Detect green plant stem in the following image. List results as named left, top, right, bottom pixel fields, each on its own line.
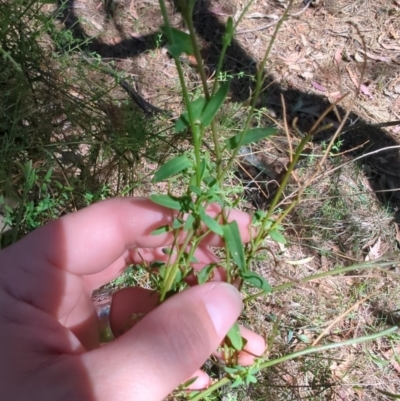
left=190, top=326, right=398, bottom=401
left=180, top=1, right=210, bottom=100
left=158, top=0, right=202, bottom=185
left=257, top=326, right=398, bottom=371
left=177, top=1, right=225, bottom=176
left=211, top=37, right=231, bottom=96
left=218, top=0, right=294, bottom=182
left=160, top=227, right=195, bottom=301
left=244, top=260, right=398, bottom=303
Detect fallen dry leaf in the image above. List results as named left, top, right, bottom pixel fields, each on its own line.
left=378, top=34, right=400, bottom=51
left=311, top=80, right=326, bottom=92
left=334, top=47, right=343, bottom=66
left=345, top=66, right=373, bottom=99
left=382, top=345, right=400, bottom=375
left=285, top=256, right=315, bottom=265
left=359, top=49, right=391, bottom=63
left=365, top=237, right=382, bottom=261
left=359, top=84, right=374, bottom=100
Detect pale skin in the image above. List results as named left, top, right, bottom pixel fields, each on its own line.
left=0, top=197, right=265, bottom=401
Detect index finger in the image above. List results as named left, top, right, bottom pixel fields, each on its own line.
left=1, top=197, right=252, bottom=276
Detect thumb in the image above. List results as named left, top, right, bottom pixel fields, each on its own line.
left=81, top=283, right=242, bottom=401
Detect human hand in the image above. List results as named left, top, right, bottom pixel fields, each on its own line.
left=0, top=197, right=265, bottom=401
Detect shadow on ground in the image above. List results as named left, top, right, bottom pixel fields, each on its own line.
left=56, top=0, right=400, bottom=220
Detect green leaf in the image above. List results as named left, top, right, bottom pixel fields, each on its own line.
left=198, top=157, right=207, bottom=182
left=38, top=0, right=56, bottom=3
left=152, top=155, right=192, bottom=183
left=44, top=169, right=53, bottom=182
left=200, top=80, right=230, bottom=127
left=179, top=376, right=198, bottom=389
left=245, top=374, right=257, bottom=385
left=150, top=194, right=182, bottom=211
left=160, top=27, right=193, bottom=57
left=197, top=263, right=217, bottom=284
left=226, top=127, right=278, bottom=150
left=224, top=365, right=244, bottom=376
left=296, top=333, right=311, bottom=344
left=172, top=218, right=183, bottom=229
left=189, top=185, right=202, bottom=196
left=231, top=376, right=243, bottom=388
left=223, top=221, right=246, bottom=272
left=269, top=228, right=287, bottom=244
left=183, top=214, right=195, bottom=231
left=241, top=271, right=272, bottom=292
left=223, top=17, right=234, bottom=47
left=226, top=322, right=243, bottom=351
left=199, top=207, right=223, bottom=236
left=173, top=268, right=182, bottom=285
left=149, top=261, right=165, bottom=269
left=151, top=225, right=170, bottom=235
left=175, top=97, right=207, bottom=132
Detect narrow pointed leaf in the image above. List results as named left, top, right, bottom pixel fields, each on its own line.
left=231, top=377, right=243, bottom=388
left=151, top=225, right=170, bottom=235
left=152, top=155, right=192, bottom=183
left=223, top=221, right=246, bottom=272
left=175, top=97, right=207, bottom=132
left=189, top=185, right=202, bottom=196
left=247, top=374, right=257, bottom=384
left=226, top=322, right=243, bottom=351
left=269, top=228, right=287, bottom=244
left=180, top=376, right=198, bottom=389
left=199, top=207, right=223, bottom=236
left=224, top=367, right=239, bottom=374
left=150, top=194, right=182, bottom=210
left=200, top=80, right=230, bottom=127
left=172, top=217, right=183, bottom=229
left=226, top=127, right=277, bottom=150
left=241, top=271, right=272, bottom=292
left=197, top=263, right=217, bottom=284
left=160, top=27, right=193, bottom=57
left=223, top=17, right=234, bottom=47
left=183, top=213, right=195, bottom=231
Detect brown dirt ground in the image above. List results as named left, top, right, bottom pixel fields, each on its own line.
left=50, top=0, right=400, bottom=399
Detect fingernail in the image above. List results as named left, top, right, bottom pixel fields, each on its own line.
left=203, top=283, right=242, bottom=337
